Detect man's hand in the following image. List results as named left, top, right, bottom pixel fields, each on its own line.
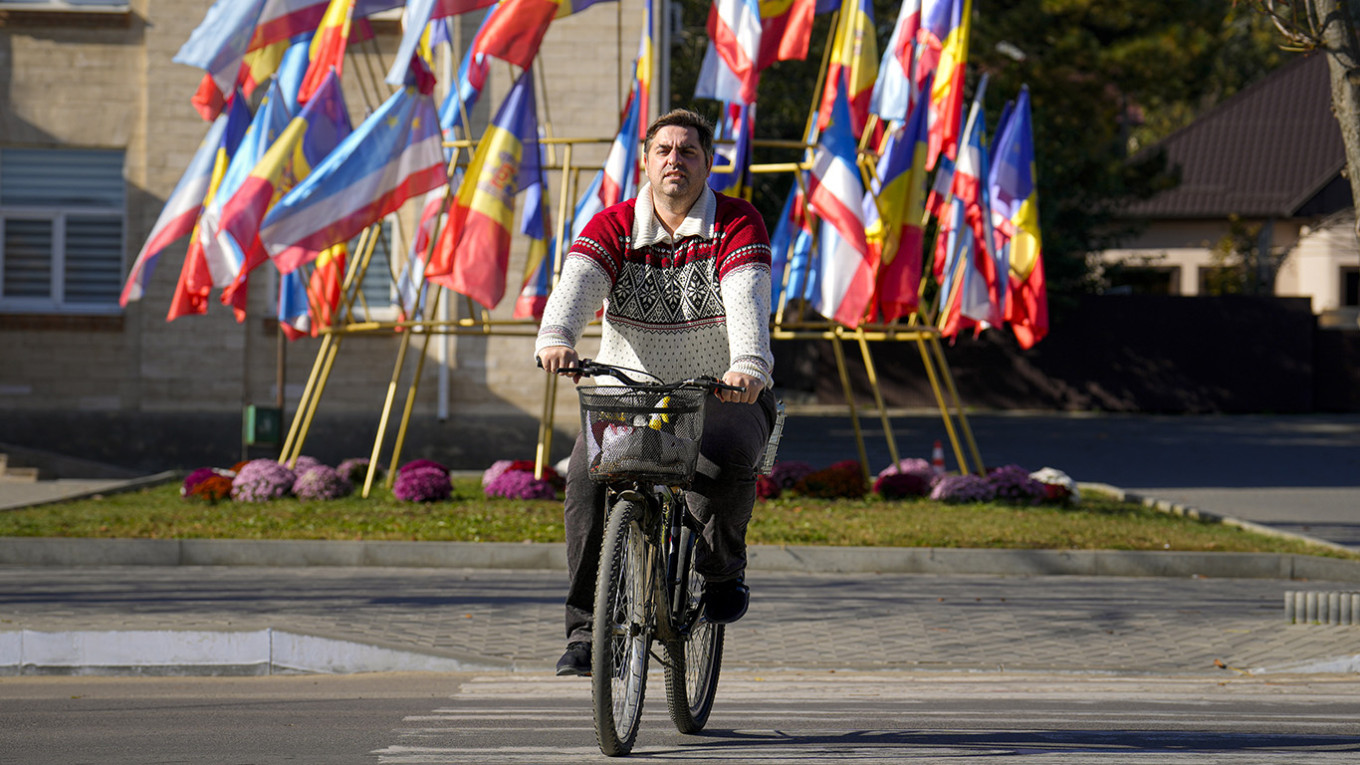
left=538, top=346, right=581, bottom=383
left=718, top=371, right=763, bottom=404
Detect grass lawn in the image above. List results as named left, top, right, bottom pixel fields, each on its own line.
left=1, top=476, right=1353, bottom=561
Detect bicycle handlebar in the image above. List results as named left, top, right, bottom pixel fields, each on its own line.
left=537, top=356, right=745, bottom=393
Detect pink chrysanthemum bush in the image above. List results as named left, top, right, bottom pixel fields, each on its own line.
left=874, top=458, right=937, bottom=500
left=393, top=463, right=452, bottom=503
left=231, top=460, right=297, bottom=503
left=874, top=471, right=933, bottom=500
left=399, top=458, right=448, bottom=475
left=293, top=465, right=353, bottom=501
left=929, top=474, right=996, bottom=504
left=290, top=455, right=323, bottom=474
left=485, top=469, right=557, bottom=500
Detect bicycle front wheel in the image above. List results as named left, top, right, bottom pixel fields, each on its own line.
left=592, top=499, right=651, bottom=756
left=663, top=523, right=724, bottom=733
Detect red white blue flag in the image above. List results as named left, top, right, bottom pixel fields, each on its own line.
left=807, top=81, right=875, bottom=327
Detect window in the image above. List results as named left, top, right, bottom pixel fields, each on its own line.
left=1108, top=266, right=1180, bottom=296
left=0, top=148, right=125, bottom=313
left=1343, top=266, right=1359, bottom=308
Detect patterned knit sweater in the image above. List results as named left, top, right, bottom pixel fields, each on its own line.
left=535, top=185, right=774, bottom=386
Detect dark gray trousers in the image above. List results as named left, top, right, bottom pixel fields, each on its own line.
left=562, top=389, right=776, bottom=645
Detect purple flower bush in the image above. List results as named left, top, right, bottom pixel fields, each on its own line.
left=290, top=455, right=323, bottom=474
left=393, top=465, right=452, bottom=503
left=482, top=459, right=516, bottom=488
left=769, top=460, right=816, bottom=491
left=484, top=469, right=557, bottom=500
left=987, top=464, right=1047, bottom=505
left=231, top=460, right=297, bottom=503
left=293, top=465, right=353, bottom=501
left=337, top=457, right=383, bottom=487
left=929, top=474, right=996, bottom=504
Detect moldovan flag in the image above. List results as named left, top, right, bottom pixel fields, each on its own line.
left=426, top=67, right=540, bottom=311
left=868, top=83, right=930, bottom=322
left=989, top=86, right=1046, bottom=348
left=806, top=82, right=875, bottom=328
left=706, top=0, right=763, bottom=104
left=756, top=0, right=816, bottom=70
left=259, top=71, right=447, bottom=273
left=121, top=116, right=229, bottom=307
left=816, top=0, right=877, bottom=140
left=870, top=0, right=921, bottom=123
left=297, top=0, right=357, bottom=105
left=922, top=0, right=970, bottom=170
left=167, top=94, right=253, bottom=321
left=951, top=80, right=1005, bottom=328
left=634, top=0, right=654, bottom=133
left=218, top=69, right=353, bottom=309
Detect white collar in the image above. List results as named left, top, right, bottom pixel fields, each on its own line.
left=633, top=183, right=717, bottom=247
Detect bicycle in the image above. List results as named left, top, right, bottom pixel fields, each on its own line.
left=560, top=358, right=782, bottom=757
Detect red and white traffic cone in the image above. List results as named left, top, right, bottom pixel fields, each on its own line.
left=931, top=440, right=946, bottom=476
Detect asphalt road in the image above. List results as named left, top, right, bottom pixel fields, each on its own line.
left=4, top=672, right=1358, bottom=764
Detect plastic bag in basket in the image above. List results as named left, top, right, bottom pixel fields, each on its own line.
left=594, top=422, right=691, bottom=475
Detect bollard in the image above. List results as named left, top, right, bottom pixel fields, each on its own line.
left=1284, top=591, right=1296, bottom=624
left=1305, top=591, right=1318, bottom=624
left=1328, top=592, right=1341, bottom=625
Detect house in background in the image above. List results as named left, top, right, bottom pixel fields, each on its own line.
left=1101, top=52, right=1359, bottom=327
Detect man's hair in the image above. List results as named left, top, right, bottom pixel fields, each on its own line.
left=643, top=109, right=714, bottom=162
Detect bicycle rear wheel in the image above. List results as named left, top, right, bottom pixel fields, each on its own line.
left=663, top=523, right=724, bottom=733
left=591, top=499, right=651, bottom=756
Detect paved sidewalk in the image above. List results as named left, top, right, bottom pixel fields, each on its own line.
left=3, top=565, right=1359, bottom=677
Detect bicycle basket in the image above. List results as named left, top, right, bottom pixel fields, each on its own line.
left=578, top=386, right=707, bottom=485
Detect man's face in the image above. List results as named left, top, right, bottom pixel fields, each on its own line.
left=644, top=125, right=711, bottom=207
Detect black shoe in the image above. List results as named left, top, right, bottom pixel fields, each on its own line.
left=555, top=642, right=591, bottom=676
left=703, top=579, right=750, bottom=625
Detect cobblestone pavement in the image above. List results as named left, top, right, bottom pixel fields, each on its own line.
left=3, top=566, right=1358, bottom=676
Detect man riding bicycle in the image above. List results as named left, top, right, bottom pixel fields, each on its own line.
left=536, top=108, right=777, bottom=677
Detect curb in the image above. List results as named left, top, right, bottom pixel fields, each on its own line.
left=3, top=537, right=1360, bottom=583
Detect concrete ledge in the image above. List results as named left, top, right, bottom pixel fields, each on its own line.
left=0, top=629, right=509, bottom=677
left=4, top=537, right=1360, bottom=582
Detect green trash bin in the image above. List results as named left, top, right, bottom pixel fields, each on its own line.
left=243, top=405, right=282, bottom=446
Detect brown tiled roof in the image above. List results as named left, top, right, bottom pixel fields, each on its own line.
left=1123, top=53, right=1347, bottom=219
